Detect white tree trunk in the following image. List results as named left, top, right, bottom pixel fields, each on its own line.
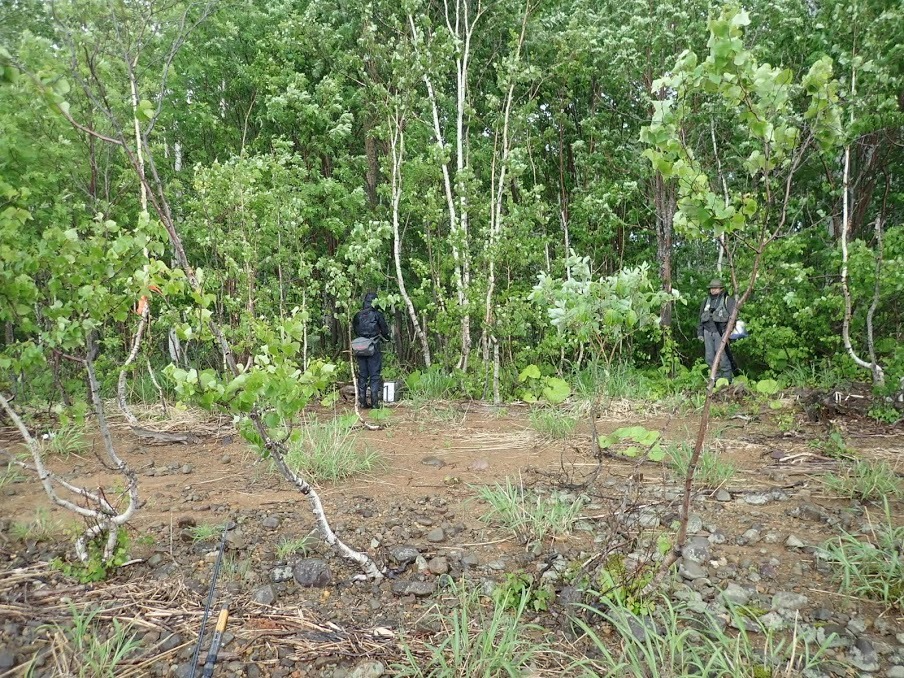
left=388, top=106, right=432, bottom=367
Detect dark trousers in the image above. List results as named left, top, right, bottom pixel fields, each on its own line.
left=356, top=345, right=383, bottom=407
left=703, top=328, right=734, bottom=381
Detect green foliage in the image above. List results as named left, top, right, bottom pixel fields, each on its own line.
left=284, top=419, right=380, bottom=483
left=809, top=429, right=856, bottom=460
left=53, top=529, right=131, bottom=584
left=475, top=477, right=585, bottom=545
left=404, top=367, right=458, bottom=402
left=393, top=580, right=552, bottom=677
left=492, top=572, right=554, bottom=613
left=667, top=443, right=736, bottom=488
left=868, top=404, right=902, bottom=425
left=531, top=256, right=678, bottom=365
left=529, top=407, right=577, bottom=440
left=819, top=499, right=904, bottom=610
left=823, top=460, right=903, bottom=502
left=598, top=425, right=666, bottom=462
left=516, top=364, right=572, bottom=404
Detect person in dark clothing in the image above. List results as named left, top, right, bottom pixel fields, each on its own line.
left=697, top=278, right=737, bottom=382
left=352, top=292, right=390, bottom=409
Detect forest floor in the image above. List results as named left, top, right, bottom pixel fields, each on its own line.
left=0, top=391, right=902, bottom=677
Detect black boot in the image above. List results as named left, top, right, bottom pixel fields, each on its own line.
left=370, top=386, right=382, bottom=409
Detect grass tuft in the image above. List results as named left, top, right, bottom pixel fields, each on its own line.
left=667, top=442, right=736, bottom=488
left=187, top=523, right=224, bottom=543
left=818, top=498, right=904, bottom=610
left=276, top=534, right=316, bottom=560
left=43, top=422, right=89, bottom=457
left=285, top=419, right=380, bottom=483
left=11, top=507, right=64, bottom=543
left=476, top=476, right=585, bottom=544
left=393, top=580, right=555, bottom=676
left=572, top=595, right=834, bottom=676
left=529, top=407, right=577, bottom=440
left=823, top=459, right=902, bottom=501
left=41, top=603, right=140, bottom=678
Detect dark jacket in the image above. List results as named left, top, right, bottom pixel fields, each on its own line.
left=697, top=292, right=736, bottom=338
left=353, top=293, right=390, bottom=340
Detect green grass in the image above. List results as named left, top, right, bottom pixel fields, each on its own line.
left=187, top=523, right=225, bottom=543
left=40, top=603, right=140, bottom=678
left=285, top=419, right=380, bottom=483
left=819, top=499, right=904, bottom=610
left=571, top=596, right=835, bottom=676
left=0, top=461, right=24, bottom=489
left=823, top=459, right=902, bottom=501
left=393, top=580, right=555, bottom=677
left=276, top=535, right=316, bottom=560
left=475, top=476, right=585, bottom=544
left=43, top=422, right=89, bottom=457
left=405, top=367, right=459, bottom=403
left=529, top=407, right=577, bottom=440
left=11, top=507, right=64, bottom=542
left=572, top=362, right=660, bottom=401
left=667, top=442, right=736, bottom=489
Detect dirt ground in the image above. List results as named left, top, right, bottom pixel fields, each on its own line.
left=0, top=397, right=902, bottom=677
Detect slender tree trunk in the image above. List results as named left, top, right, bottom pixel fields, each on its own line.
left=652, top=172, right=676, bottom=327
left=388, top=105, right=432, bottom=367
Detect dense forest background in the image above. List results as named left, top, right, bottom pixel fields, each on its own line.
left=1, top=0, right=903, bottom=406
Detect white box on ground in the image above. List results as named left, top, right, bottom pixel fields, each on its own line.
left=383, top=381, right=396, bottom=403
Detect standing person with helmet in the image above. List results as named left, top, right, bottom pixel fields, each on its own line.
left=352, top=292, right=390, bottom=409
left=697, top=278, right=737, bottom=382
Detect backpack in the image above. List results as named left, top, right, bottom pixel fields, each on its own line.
left=356, top=308, right=379, bottom=337
left=701, top=295, right=731, bottom=324
left=351, top=336, right=377, bottom=357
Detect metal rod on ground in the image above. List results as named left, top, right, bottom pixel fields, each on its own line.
left=201, top=606, right=230, bottom=677
left=189, top=525, right=229, bottom=678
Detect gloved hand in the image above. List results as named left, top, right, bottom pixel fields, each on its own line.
left=697, top=335, right=704, bottom=343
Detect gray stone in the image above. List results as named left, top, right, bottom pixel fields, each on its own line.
left=159, top=633, right=182, bottom=652
left=896, top=632, right=904, bottom=646
left=637, top=510, right=661, bottom=528
left=391, top=580, right=435, bottom=597
left=426, top=527, right=446, bottom=543
left=848, top=638, right=879, bottom=673
left=785, top=534, right=805, bottom=548
left=759, top=612, right=786, bottom=632
left=847, top=617, right=868, bottom=635
left=771, top=591, right=808, bottom=613
left=715, top=489, right=732, bottom=501
left=349, top=662, right=385, bottom=678
left=0, top=653, right=15, bottom=670
left=461, top=553, right=480, bottom=567
left=182, top=464, right=193, bottom=474
left=744, top=493, right=769, bottom=505
left=720, top=582, right=751, bottom=606
left=887, top=667, right=904, bottom=678
left=252, top=585, right=277, bottom=606
left=428, top=557, right=449, bottom=575
left=686, top=514, right=704, bottom=534
left=262, top=516, right=280, bottom=530
left=389, top=546, right=420, bottom=566
left=293, top=559, right=332, bottom=587
left=224, top=528, right=245, bottom=550
left=741, top=528, right=761, bottom=545
left=679, top=560, right=708, bottom=581
left=420, top=456, right=446, bottom=468
left=270, top=566, right=294, bottom=583
left=683, top=537, right=711, bottom=564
